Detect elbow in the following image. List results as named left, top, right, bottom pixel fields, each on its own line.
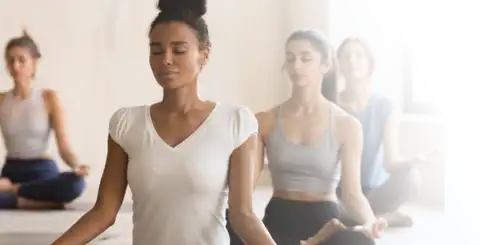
left=341, top=190, right=364, bottom=206
left=58, top=145, right=73, bottom=158
left=228, top=208, right=255, bottom=230
left=383, top=163, right=394, bottom=173
left=91, top=205, right=117, bottom=227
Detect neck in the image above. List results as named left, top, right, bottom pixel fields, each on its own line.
left=12, top=81, right=33, bottom=99
left=343, top=79, right=371, bottom=101
left=288, top=84, right=328, bottom=113
left=160, top=83, right=201, bottom=113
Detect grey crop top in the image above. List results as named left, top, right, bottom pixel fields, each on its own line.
left=265, top=104, right=341, bottom=194
left=0, top=88, right=51, bottom=159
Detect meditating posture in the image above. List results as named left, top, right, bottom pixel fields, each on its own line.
left=228, top=30, right=387, bottom=245
left=336, top=37, right=422, bottom=227
left=52, top=1, right=275, bottom=244
left=0, top=30, right=88, bottom=210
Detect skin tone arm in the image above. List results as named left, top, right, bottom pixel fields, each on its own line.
left=252, top=112, right=270, bottom=185
left=51, top=136, right=128, bottom=245
left=339, top=115, right=377, bottom=226
left=228, top=134, right=276, bottom=245
left=44, top=90, right=81, bottom=169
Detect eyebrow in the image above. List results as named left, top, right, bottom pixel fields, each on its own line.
left=149, top=41, right=188, bottom=47
left=286, top=51, right=313, bottom=56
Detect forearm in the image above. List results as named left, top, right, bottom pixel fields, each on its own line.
left=343, top=194, right=376, bottom=226
left=59, top=148, right=80, bottom=169
left=384, top=159, right=414, bottom=173
left=52, top=208, right=114, bottom=245
left=229, top=211, right=276, bottom=245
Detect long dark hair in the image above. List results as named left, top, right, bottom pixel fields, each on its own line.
left=286, top=29, right=338, bottom=103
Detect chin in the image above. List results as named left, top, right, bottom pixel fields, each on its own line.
left=291, top=80, right=312, bottom=88
left=156, top=79, right=188, bottom=90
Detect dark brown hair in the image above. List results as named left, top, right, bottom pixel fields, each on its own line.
left=149, top=0, right=210, bottom=49
left=5, top=29, right=41, bottom=59
left=337, top=37, right=374, bottom=76
left=286, top=29, right=339, bottom=103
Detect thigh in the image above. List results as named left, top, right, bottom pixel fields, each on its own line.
left=366, top=168, right=420, bottom=214
left=323, top=229, right=375, bottom=245
left=1, top=159, right=59, bottom=183
left=263, top=198, right=340, bottom=243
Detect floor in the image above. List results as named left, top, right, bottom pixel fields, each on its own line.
left=0, top=188, right=445, bottom=245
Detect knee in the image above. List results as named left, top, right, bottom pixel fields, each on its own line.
left=395, top=167, right=422, bottom=195
left=57, top=173, right=86, bottom=202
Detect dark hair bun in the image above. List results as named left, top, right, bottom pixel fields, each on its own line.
left=157, top=0, right=207, bottom=17
left=21, top=27, right=33, bottom=40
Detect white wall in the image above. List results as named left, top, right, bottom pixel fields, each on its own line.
left=0, top=0, right=444, bottom=205
left=0, top=0, right=285, bottom=187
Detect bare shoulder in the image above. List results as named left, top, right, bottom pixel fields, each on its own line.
left=42, top=88, right=60, bottom=104
left=255, top=106, right=278, bottom=139
left=330, top=103, right=362, bottom=143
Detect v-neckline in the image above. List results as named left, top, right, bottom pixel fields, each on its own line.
left=146, top=103, right=219, bottom=151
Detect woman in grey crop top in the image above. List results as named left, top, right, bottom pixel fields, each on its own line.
left=0, top=30, right=88, bottom=209
left=336, top=37, right=423, bottom=227
left=227, top=30, right=386, bottom=245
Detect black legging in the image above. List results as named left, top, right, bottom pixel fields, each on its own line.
left=227, top=197, right=375, bottom=245
left=0, top=158, right=85, bottom=209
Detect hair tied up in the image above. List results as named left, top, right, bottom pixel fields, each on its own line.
left=21, top=26, right=33, bottom=40
left=157, top=0, right=207, bottom=17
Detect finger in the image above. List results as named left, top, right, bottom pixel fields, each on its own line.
left=306, top=219, right=342, bottom=244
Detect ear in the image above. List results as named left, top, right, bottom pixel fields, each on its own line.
left=199, top=46, right=211, bottom=67
left=319, top=62, right=330, bottom=75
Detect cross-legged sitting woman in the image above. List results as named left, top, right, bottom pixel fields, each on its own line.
left=0, top=30, right=88, bottom=210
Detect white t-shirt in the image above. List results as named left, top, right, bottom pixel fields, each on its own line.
left=108, top=103, right=258, bottom=245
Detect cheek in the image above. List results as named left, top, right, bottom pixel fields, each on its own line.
left=361, top=60, right=371, bottom=74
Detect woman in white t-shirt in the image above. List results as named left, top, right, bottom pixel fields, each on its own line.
left=52, top=0, right=275, bottom=244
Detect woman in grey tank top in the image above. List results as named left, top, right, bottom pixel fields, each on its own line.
left=227, top=30, right=386, bottom=245
left=336, top=38, right=423, bottom=227
left=0, top=30, right=88, bottom=209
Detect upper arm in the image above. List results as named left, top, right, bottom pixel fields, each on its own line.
left=0, top=93, right=6, bottom=107
left=94, top=109, right=130, bottom=215
left=228, top=107, right=259, bottom=214
left=339, top=115, right=364, bottom=197
left=253, top=111, right=272, bottom=180
left=44, top=90, right=70, bottom=149
left=382, top=107, right=400, bottom=165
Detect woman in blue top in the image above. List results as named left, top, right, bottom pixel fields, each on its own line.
left=336, top=37, right=423, bottom=227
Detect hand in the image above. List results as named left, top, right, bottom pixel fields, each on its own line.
left=74, top=165, right=90, bottom=177
left=354, top=217, right=388, bottom=239
left=0, top=177, right=13, bottom=193
left=412, top=149, right=439, bottom=166
left=300, top=219, right=347, bottom=245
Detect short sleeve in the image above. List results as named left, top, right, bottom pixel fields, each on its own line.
left=109, top=107, right=129, bottom=147
left=233, top=106, right=259, bottom=148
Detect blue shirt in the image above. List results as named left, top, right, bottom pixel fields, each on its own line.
left=351, top=94, right=394, bottom=188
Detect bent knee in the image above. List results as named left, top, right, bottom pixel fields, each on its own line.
left=396, top=167, right=422, bottom=194
left=57, top=173, right=86, bottom=202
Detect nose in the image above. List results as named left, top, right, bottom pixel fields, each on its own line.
left=348, top=54, right=359, bottom=64
left=162, top=50, right=173, bottom=66
left=11, top=61, right=22, bottom=73
left=292, top=58, right=303, bottom=71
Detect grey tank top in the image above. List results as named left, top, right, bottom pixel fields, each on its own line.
left=265, top=105, right=341, bottom=194
left=0, top=88, right=51, bottom=159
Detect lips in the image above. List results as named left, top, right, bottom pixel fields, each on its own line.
left=159, top=71, right=179, bottom=77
